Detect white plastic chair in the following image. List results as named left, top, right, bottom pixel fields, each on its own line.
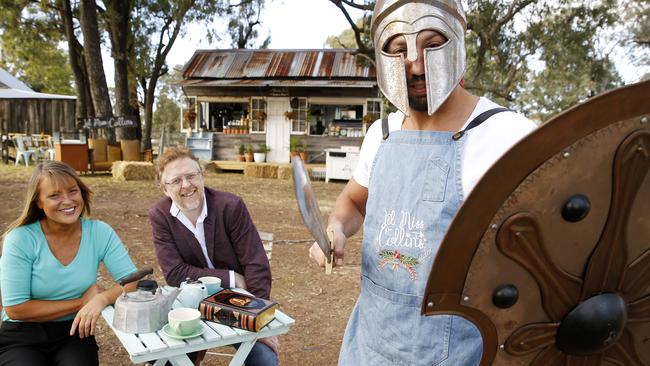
left=13, top=136, right=36, bottom=166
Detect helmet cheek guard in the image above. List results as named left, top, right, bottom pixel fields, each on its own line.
left=424, top=34, right=466, bottom=115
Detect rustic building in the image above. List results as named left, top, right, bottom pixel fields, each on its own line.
left=180, top=49, right=382, bottom=164
left=0, top=68, right=76, bottom=135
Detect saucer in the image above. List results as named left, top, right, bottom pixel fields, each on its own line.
left=162, top=323, right=205, bottom=340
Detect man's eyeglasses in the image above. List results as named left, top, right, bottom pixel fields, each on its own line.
left=164, top=172, right=202, bottom=187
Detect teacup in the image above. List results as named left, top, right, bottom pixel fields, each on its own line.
left=198, top=276, right=222, bottom=295
left=168, top=308, right=201, bottom=336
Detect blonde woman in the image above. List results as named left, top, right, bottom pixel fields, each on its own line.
left=0, top=161, right=137, bottom=365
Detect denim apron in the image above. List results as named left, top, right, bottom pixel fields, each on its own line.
left=338, top=118, right=487, bottom=365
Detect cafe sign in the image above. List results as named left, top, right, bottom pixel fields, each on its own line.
left=78, top=116, right=137, bottom=129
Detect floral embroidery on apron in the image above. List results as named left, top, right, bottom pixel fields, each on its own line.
left=377, top=249, right=419, bottom=280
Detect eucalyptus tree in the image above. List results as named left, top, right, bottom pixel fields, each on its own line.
left=624, top=0, right=649, bottom=79
left=80, top=0, right=113, bottom=125
left=326, top=0, right=374, bottom=57
left=226, top=0, right=270, bottom=49
left=104, top=0, right=140, bottom=140
left=0, top=0, right=89, bottom=115
left=131, top=0, right=224, bottom=150
left=0, top=3, right=74, bottom=95
left=57, top=0, right=94, bottom=118
left=153, top=66, right=183, bottom=135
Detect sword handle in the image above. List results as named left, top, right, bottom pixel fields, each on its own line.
left=325, top=229, right=334, bottom=275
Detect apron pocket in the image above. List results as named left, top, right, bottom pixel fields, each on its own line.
left=359, top=278, right=451, bottom=365
left=422, top=158, right=449, bottom=202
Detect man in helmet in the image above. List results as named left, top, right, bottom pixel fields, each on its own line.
left=309, top=0, right=537, bottom=364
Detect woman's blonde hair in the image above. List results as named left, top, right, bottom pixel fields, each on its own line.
left=2, top=161, right=93, bottom=238
left=156, top=146, right=200, bottom=186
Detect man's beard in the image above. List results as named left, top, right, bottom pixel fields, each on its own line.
left=176, top=188, right=203, bottom=211
left=408, top=94, right=428, bottom=112
left=407, top=75, right=428, bottom=112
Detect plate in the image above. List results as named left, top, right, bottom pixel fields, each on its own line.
left=161, top=323, right=205, bottom=340
left=340, top=129, right=348, bottom=136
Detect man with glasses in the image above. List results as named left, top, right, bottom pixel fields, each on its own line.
left=149, top=146, right=277, bottom=365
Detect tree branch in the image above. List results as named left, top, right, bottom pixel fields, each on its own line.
left=338, top=0, right=374, bottom=11
left=328, top=0, right=373, bottom=54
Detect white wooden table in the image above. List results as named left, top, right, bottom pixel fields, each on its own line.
left=101, top=289, right=294, bottom=366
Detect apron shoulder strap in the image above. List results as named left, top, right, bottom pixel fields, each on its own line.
left=452, top=107, right=510, bottom=141
left=382, top=117, right=390, bottom=140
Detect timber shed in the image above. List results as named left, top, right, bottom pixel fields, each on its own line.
left=0, top=68, right=76, bottom=135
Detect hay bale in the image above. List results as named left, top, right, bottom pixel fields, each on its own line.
left=199, top=160, right=220, bottom=174
left=277, top=165, right=292, bottom=180
left=244, top=163, right=278, bottom=179
left=277, top=164, right=312, bottom=180
left=112, top=161, right=156, bottom=181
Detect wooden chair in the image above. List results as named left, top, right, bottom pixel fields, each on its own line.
left=89, top=138, right=121, bottom=172
left=120, top=139, right=141, bottom=161
left=12, top=136, right=37, bottom=166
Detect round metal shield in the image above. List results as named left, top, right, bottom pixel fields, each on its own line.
left=421, top=80, right=650, bottom=366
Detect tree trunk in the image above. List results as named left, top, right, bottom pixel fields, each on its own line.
left=106, top=0, right=129, bottom=117
left=105, top=0, right=139, bottom=141
left=80, top=0, right=115, bottom=141
left=59, top=0, right=94, bottom=120
left=128, top=72, right=142, bottom=141
left=143, top=76, right=157, bottom=151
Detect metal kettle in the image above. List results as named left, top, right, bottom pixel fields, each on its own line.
left=112, top=266, right=180, bottom=334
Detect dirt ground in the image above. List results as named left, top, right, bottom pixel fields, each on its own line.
left=0, top=163, right=363, bottom=366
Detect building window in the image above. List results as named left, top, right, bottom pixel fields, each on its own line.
left=291, top=98, right=308, bottom=134
left=250, top=98, right=267, bottom=133
left=364, top=99, right=382, bottom=124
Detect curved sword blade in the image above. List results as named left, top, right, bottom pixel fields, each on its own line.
left=291, top=157, right=332, bottom=263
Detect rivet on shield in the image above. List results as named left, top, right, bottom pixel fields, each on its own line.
left=563, top=151, right=571, bottom=159
left=427, top=301, right=434, bottom=308
left=499, top=344, right=505, bottom=350
left=490, top=224, right=498, bottom=230
left=492, top=284, right=519, bottom=309
left=641, top=116, right=648, bottom=124
left=562, top=194, right=591, bottom=222
left=463, top=296, right=470, bottom=303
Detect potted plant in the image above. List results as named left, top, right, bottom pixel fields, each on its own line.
left=289, top=136, right=300, bottom=161
left=254, top=143, right=270, bottom=163
left=245, top=144, right=254, bottom=162
left=184, top=109, right=196, bottom=128
left=253, top=111, right=267, bottom=122
left=298, top=141, right=308, bottom=162
left=363, top=112, right=377, bottom=125
left=237, top=144, right=246, bottom=162
left=183, top=109, right=196, bottom=137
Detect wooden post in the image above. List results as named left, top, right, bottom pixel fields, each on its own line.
left=158, top=127, right=166, bottom=158
left=1, top=117, right=8, bottom=164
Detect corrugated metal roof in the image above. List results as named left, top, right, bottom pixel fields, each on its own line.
left=0, top=89, right=76, bottom=100
left=180, top=78, right=376, bottom=88
left=0, top=68, right=32, bottom=91
left=183, top=49, right=376, bottom=80
left=0, top=67, right=76, bottom=99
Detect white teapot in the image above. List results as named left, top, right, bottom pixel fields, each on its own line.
left=177, top=278, right=208, bottom=309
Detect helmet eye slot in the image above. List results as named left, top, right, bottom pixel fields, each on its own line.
left=382, top=30, right=449, bottom=58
